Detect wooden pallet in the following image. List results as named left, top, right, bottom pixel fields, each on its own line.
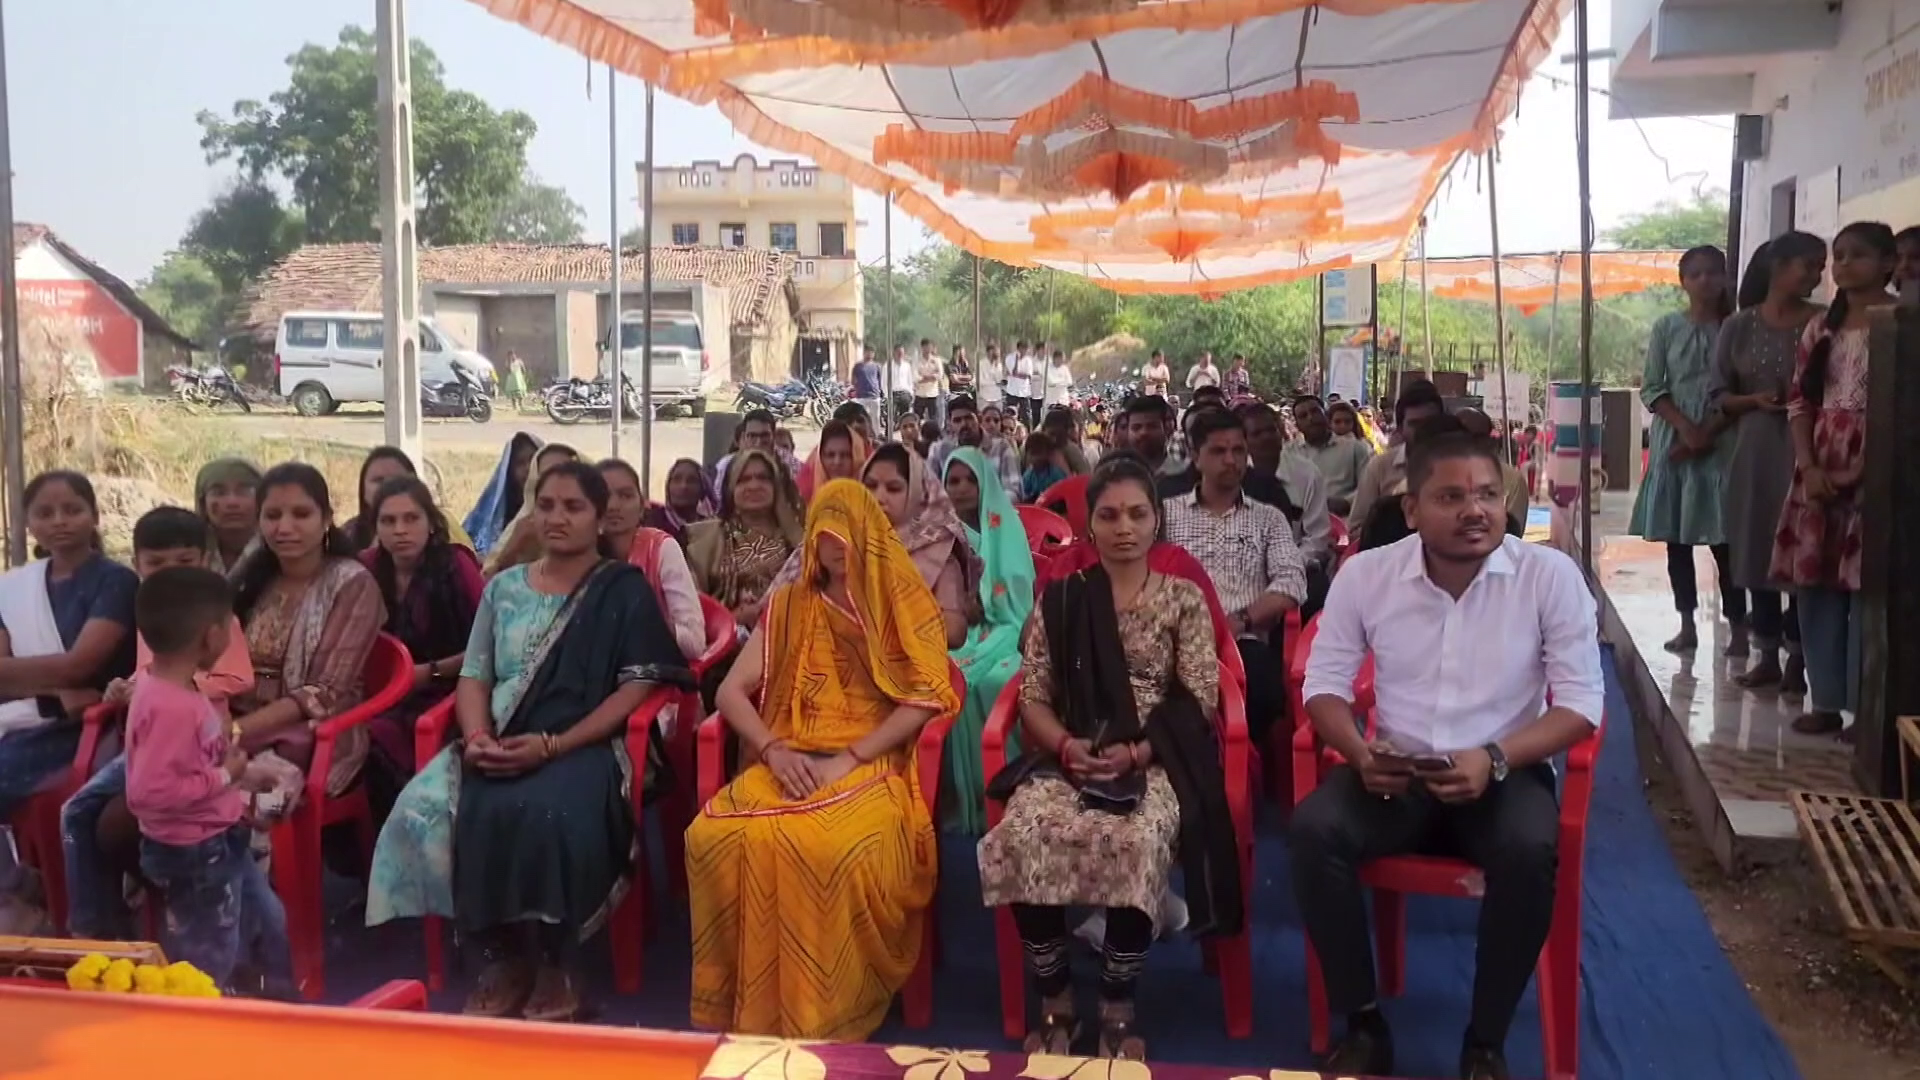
left=1790, top=790, right=1920, bottom=986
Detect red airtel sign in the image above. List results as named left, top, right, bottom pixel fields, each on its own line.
left=19, top=278, right=140, bottom=380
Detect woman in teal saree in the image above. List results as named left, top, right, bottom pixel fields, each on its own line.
left=941, top=446, right=1037, bottom=834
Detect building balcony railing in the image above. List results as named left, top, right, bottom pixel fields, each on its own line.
left=790, top=255, right=858, bottom=287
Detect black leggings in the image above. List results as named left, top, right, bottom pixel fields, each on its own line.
left=1748, top=589, right=1801, bottom=647
left=1666, top=543, right=1747, bottom=620
left=1013, top=903, right=1154, bottom=1003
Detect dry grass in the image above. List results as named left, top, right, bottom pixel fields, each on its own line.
left=9, top=310, right=500, bottom=552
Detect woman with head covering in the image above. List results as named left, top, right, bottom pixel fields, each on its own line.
left=641, top=457, right=717, bottom=547
left=685, top=479, right=960, bottom=1040
left=796, top=420, right=871, bottom=502
left=599, top=458, right=705, bottom=659
left=480, top=442, right=581, bottom=577
left=685, top=449, right=804, bottom=638
left=939, top=446, right=1036, bottom=834
left=195, top=458, right=262, bottom=576
left=463, top=433, right=545, bottom=556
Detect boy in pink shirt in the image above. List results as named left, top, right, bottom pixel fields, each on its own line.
left=126, top=565, right=290, bottom=995
left=61, top=507, right=253, bottom=940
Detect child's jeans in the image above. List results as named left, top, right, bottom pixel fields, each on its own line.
left=61, top=754, right=130, bottom=939
left=140, top=824, right=292, bottom=994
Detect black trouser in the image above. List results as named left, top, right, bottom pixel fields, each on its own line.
left=1289, top=763, right=1560, bottom=1047
left=1300, top=563, right=1332, bottom=624
left=1013, top=903, right=1154, bottom=1003
left=913, top=395, right=938, bottom=421
left=1747, top=589, right=1801, bottom=648
left=1665, top=543, right=1746, bottom=620
left=1238, top=636, right=1288, bottom=746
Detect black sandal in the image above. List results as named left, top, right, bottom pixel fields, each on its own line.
left=1023, top=1009, right=1079, bottom=1055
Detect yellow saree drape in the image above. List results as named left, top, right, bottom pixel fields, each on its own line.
left=686, top=479, right=959, bottom=1041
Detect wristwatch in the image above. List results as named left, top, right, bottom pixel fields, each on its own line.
left=1483, top=742, right=1509, bottom=783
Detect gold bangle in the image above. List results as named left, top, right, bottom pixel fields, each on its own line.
left=542, top=733, right=557, bottom=760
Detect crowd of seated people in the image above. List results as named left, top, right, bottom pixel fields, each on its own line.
left=0, top=365, right=1605, bottom=1080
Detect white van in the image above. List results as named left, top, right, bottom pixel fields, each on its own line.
left=617, top=310, right=709, bottom=417
left=275, top=312, right=497, bottom=417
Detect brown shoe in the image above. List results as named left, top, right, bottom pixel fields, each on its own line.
left=1735, top=658, right=1782, bottom=689
left=522, top=966, right=581, bottom=1022
left=462, top=958, right=533, bottom=1018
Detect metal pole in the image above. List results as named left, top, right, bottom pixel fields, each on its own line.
left=0, top=0, right=22, bottom=566
left=972, top=253, right=982, bottom=359
left=1574, top=0, right=1597, bottom=572
left=1487, top=151, right=1512, bottom=463
left=1543, top=253, right=1564, bottom=390
left=1366, top=264, right=1379, bottom=405
left=1315, top=274, right=1326, bottom=394
left=883, top=192, right=894, bottom=433
left=640, top=83, right=655, bottom=487
left=1419, top=219, right=1435, bottom=382
left=605, top=65, right=623, bottom=461
left=376, top=0, right=422, bottom=463
left=1394, top=255, right=1409, bottom=405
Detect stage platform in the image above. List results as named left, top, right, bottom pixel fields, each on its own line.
left=1589, top=494, right=1855, bottom=872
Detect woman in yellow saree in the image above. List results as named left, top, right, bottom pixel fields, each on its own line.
left=686, top=479, right=960, bottom=1040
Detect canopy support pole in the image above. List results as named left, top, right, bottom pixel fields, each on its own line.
left=1419, top=218, right=1434, bottom=382
left=1574, top=0, right=1597, bottom=573
left=0, top=0, right=23, bottom=566
left=376, top=0, right=422, bottom=463
left=639, top=85, right=657, bottom=486
left=883, top=192, right=894, bottom=434
left=972, top=253, right=982, bottom=361
left=1487, top=150, right=1512, bottom=462
left=1543, top=253, right=1564, bottom=392
left=606, top=64, right=623, bottom=461
left=1394, top=249, right=1410, bottom=406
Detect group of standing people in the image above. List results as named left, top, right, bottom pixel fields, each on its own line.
left=1632, top=223, right=1919, bottom=737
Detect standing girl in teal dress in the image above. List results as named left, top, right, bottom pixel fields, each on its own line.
left=941, top=446, right=1036, bottom=834
left=1631, top=244, right=1745, bottom=654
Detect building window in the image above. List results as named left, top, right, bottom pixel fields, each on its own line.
left=720, top=223, right=747, bottom=249
left=769, top=223, right=799, bottom=252
left=671, top=222, right=701, bottom=245
left=818, top=222, right=848, bottom=257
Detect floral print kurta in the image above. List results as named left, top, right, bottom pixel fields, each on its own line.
left=975, top=575, right=1218, bottom=931
left=1769, top=320, right=1869, bottom=590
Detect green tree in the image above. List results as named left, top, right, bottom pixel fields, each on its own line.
left=197, top=25, right=544, bottom=246
left=138, top=252, right=227, bottom=347
left=492, top=174, right=586, bottom=243
left=181, top=180, right=305, bottom=297
left=1604, top=190, right=1730, bottom=251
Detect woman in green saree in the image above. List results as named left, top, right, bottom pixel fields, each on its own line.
left=941, top=446, right=1037, bottom=834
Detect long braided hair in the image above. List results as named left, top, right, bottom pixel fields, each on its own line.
left=1801, top=222, right=1896, bottom=409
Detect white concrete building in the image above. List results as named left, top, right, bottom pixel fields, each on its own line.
left=1610, top=0, right=1920, bottom=259
left=643, top=153, right=863, bottom=377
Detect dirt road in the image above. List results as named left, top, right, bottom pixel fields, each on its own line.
left=220, top=407, right=821, bottom=491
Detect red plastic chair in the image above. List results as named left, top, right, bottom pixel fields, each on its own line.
left=272, top=632, right=414, bottom=1002
left=1035, top=474, right=1090, bottom=536
left=660, top=595, right=741, bottom=898
left=1271, top=614, right=1377, bottom=802
left=1291, top=711, right=1601, bottom=1079
left=1327, top=515, right=1352, bottom=566
left=348, top=979, right=429, bottom=1011
left=414, top=684, right=675, bottom=995
left=6, top=701, right=125, bottom=934
left=695, top=659, right=966, bottom=1029
left=981, top=565, right=1255, bottom=1040
left=1014, top=505, right=1074, bottom=556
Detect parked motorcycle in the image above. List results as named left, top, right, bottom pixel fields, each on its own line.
left=421, top=366, right=492, bottom=423
left=167, top=364, right=251, bottom=413
left=544, top=374, right=640, bottom=425
left=732, top=379, right=807, bottom=420
left=805, top=373, right=849, bottom=426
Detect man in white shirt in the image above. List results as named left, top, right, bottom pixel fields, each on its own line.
left=887, top=345, right=916, bottom=431
left=1240, top=402, right=1333, bottom=608
left=1004, top=339, right=1034, bottom=430
left=1185, top=350, right=1220, bottom=393
left=978, top=342, right=1006, bottom=408
left=1290, top=432, right=1603, bottom=1080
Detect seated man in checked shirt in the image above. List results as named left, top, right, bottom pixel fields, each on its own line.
left=1288, top=430, right=1603, bottom=1080
left=1161, top=407, right=1306, bottom=745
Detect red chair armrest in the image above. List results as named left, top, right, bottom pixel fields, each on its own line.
left=347, top=979, right=429, bottom=1011
left=691, top=595, right=738, bottom=680
left=1559, top=720, right=1603, bottom=832
left=697, top=713, right=726, bottom=807
left=414, top=697, right=456, bottom=776
left=1219, top=677, right=1252, bottom=844
left=980, top=676, right=1023, bottom=827
left=623, top=688, right=674, bottom=817
left=69, top=703, right=125, bottom=790
left=310, top=635, right=414, bottom=801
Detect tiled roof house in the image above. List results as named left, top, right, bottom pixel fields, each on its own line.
left=243, top=242, right=802, bottom=385
left=14, top=223, right=194, bottom=389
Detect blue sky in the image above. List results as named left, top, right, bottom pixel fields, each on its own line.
left=11, top=0, right=1733, bottom=286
